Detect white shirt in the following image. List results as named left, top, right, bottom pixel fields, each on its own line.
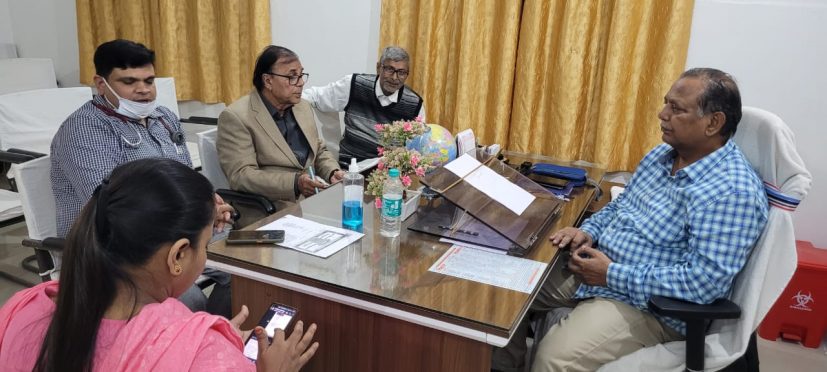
left=302, top=74, right=426, bottom=121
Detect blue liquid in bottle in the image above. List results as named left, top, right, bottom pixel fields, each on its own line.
left=342, top=200, right=363, bottom=231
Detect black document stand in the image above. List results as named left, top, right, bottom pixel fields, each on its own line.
left=410, top=150, right=564, bottom=256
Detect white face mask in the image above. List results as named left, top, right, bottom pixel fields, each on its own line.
left=102, top=78, right=158, bottom=120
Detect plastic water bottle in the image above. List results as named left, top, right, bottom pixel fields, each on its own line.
left=342, top=158, right=364, bottom=231
left=380, top=168, right=403, bottom=237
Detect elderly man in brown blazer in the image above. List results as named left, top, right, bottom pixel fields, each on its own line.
left=218, top=46, right=344, bottom=203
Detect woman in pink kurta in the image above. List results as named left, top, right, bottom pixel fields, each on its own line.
left=0, top=158, right=317, bottom=371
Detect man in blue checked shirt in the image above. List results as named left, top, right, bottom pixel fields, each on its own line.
left=493, top=68, right=768, bottom=372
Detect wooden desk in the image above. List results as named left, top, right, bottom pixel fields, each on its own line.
left=207, top=156, right=604, bottom=371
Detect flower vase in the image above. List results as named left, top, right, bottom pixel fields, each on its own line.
left=401, top=188, right=422, bottom=221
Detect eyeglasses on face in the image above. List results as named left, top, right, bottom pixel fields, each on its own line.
left=264, top=72, right=309, bottom=86
left=381, top=65, right=409, bottom=79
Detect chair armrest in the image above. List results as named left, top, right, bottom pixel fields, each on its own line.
left=22, top=237, right=65, bottom=253
left=7, top=148, right=47, bottom=158
left=181, top=116, right=218, bottom=125
left=216, top=189, right=276, bottom=215
left=0, top=149, right=45, bottom=164
left=649, top=295, right=741, bottom=320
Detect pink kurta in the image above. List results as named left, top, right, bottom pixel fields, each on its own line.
left=0, top=281, right=255, bottom=371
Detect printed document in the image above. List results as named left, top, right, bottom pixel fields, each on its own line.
left=428, top=245, right=547, bottom=294
left=258, top=215, right=363, bottom=258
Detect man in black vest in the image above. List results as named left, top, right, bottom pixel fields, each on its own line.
left=303, top=46, right=425, bottom=167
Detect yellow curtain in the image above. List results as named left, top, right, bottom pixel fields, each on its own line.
left=380, top=0, right=694, bottom=171
left=509, top=0, right=694, bottom=170
left=76, top=0, right=271, bottom=104
left=380, top=0, right=523, bottom=147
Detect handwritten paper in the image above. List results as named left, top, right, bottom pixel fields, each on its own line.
left=428, top=245, right=547, bottom=294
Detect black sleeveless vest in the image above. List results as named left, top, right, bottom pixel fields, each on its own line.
left=340, top=73, right=423, bottom=166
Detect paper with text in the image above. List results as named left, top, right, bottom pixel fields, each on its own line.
left=428, top=245, right=547, bottom=293
left=258, top=215, right=363, bottom=258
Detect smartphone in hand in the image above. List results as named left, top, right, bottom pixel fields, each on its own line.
left=226, top=230, right=285, bottom=245
left=242, top=303, right=298, bottom=361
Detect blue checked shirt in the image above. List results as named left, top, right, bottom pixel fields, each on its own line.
left=51, top=95, right=191, bottom=237
left=577, top=140, right=768, bottom=334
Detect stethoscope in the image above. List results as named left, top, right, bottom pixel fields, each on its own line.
left=92, top=101, right=186, bottom=154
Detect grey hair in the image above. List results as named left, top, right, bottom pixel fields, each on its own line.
left=379, top=46, right=410, bottom=65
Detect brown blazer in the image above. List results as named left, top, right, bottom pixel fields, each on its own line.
left=217, top=89, right=339, bottom=202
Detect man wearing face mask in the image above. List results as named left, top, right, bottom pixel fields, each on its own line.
left=50, top=39, right=193, bottom=237
left=302, top=45, right=425, bottom=167
left=50, top=39, right=233, bottom=317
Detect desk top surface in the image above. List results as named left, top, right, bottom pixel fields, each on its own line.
left=208, top=152, right=604, bottom=338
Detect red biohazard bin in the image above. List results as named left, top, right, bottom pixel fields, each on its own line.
left=758, top=240, right=827, bottom=348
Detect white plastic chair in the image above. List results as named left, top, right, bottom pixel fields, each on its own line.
left=197, top=128, right=230, bottom=190
left=0, top=58, right=58, bottom=95
left=10, top=156, right=61, bottom=281
left=197, top=128, right=275, bottom=225
left=154, top=76, right=180, bottom=119
left=312, top=108, right=344, bottom=161
left=598, top=106, right=812, bottom=371
left=0, top=87, right=92, bottom=154
left=0, top=189, right=22, bottom=223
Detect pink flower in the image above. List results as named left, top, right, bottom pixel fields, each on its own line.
left=403, top=122, right=412, bottom=132
left=410, top=154, right=420, bottom=166
left=377, top=146, right=384, bottom=156
left=401, top=175, right=412, bottom=187
left=374, top=124, right=384, bottom=131
left=377, top=161, right=384, bottom=170
left=415, top=167, right=425, bottom=177
left=374, top=198, right=382, bottom=209
left=414, top=116, right=423, bottom=122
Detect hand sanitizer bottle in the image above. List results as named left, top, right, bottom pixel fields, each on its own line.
left=342, top=158, right=364, bottom=231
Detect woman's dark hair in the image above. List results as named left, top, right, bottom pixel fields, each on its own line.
left=252, top=45, right=298, bottom=91
left=680, top=67, right=742, bottom=138
left=34, top=158, right=214, bottom=372
left=94, top=39, right=155, bottom=79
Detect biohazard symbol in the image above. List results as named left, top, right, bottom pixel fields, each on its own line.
left=790, top=290, right=814, bottom=311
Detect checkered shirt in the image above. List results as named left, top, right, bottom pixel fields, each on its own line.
left=51, top=95, right=191, bottom=237
left=577, top=140, right=768, bottom=334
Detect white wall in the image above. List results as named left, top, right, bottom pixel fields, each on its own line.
left=5, top=0, right=79, bottom=86
left=685, top=0, right=827, bottom=247
left=0, top=0, right=16, bottom=58
left=0, top=0, right=13, bottom=44
left=270, top=0, right=381, bottom=88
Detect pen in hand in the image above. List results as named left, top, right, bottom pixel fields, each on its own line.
left=307, top=166, right=319, bottom=194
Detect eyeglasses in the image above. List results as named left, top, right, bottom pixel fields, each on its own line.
left=381, top=65, right=409, bottom=79
left=264, top=72, right=309, bottom=86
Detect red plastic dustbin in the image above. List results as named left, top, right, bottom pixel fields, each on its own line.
left=758, top=240, right=827, bottom=348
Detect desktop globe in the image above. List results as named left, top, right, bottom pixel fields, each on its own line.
left=406, top=124, right=457, bottom=169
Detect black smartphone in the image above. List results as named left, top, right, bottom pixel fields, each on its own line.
left=242, top=303, right=299, bottom=361
left=226, top=230, right=285, bottom=245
